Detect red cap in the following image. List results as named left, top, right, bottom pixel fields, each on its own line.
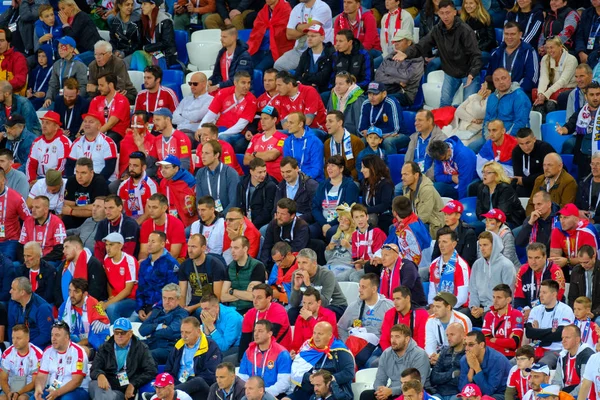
left=440, top=200, right=464, bottom=214
left=153, top=373, right=174, bottom=388
left=303, top=24, right=325, bottom=36
left=482, top=208, right=506, bottom=224
left=39, top=111, right=62, bottom=127
left=81, top=112, right=106, bottom=125
left=458, top=384, right=482, bottom=398
left=558, top=203, right=579, bottom=218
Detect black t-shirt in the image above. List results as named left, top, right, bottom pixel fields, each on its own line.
left=63, top=174, right=109, bottom=229
left=178, top=255, right=227, bottom=305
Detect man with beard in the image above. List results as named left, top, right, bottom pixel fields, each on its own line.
left=521, top=364, right=552, bottom=400
left=152, top=108, right=193, bottom=174
left=139, top=194, right=187, bottom=260
left=87, top=73, right=131, bottom=147
left=93, top=195, right=139, bottom=259
left=4, top=114, right=36, bottom=174
left=134, top=66, right=179, bottom=120
left=117, top=112, right=158, bottom=181
left=51, top=78, right=90, bottom=139
left=117, top=152, right=158, bottom=223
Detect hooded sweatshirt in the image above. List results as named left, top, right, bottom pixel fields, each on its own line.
left=469, top=231, right=516, bottom=311
left=27, top=45, right=54, bottom=108
left=337, top=294, right=394, bottom=342
left=375, top=339, right=431, bottom=396
left=159, top=168, right=197, bottom=227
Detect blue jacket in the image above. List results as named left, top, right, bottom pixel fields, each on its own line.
left=195, top=163, right=240, bottom=215
left=6, top=127, right=37, bottom=173
left=505, top=6, right=544, bottom=46
left=483, top=83, right=532, bottom=136
left=358, top=96, right=404, bottom=135
left=136, top=250, right=180, bottom=311
left=8, top=293, right=53, bottom=349
left=0, top=254, right=15, bottom=302
left=487, top=41, right=539, bottom=93
left=34, top=17, right=63, bottom=56
left=433, top=136, right=476, bottom=199
left=431, top=345, right=465, bottom=396
left=239, top=341, right=292, bottom=396
left=165, top=335, right=222, bottom=386
left=172, top=167, right=196, bottom=188
left=329, top=42, right=373, bottom=90
left=459, top=347, right=511, bottom=397
left=312, top=176, right=360, bottom=226
left=283, top=128, right=325, bottom=182
left=139, top=305, right=189, bottom=350
left=0, top=95, right=41, bottom=136
left=575, top=7, right=600, bottom=55
left=210, top=304, right=243, bottom=352
left=210, top=40, right=254, bottom=89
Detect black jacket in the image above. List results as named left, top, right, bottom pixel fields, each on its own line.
left=430, top=346, right=465, bottom=396
left=142, top=11, right=177, bottom=66
left=514, top=202, right=559, bottom=251
left=431, top=221, right=477, bottom=267
left=295, top=42, right=336, bottom=94
left=63, top=11, right=102, bottom=53
left=273, top=172, right=319, bottom=224
left=476, top=182, right=525, bottom=228
left=53, top=254, right=108, bottom=308
left=0, top=254, right=15, bottom=303
left=210, top=40, right=254, bottom=89
left=330, top=42, right=374, bottom=90
left=511, top=140, right=556, bottom=193
left=236, top=175, right=277, bottom=229
left=109, top=13, right=142, bottom=57
left=165, top=336, right=222, bottom=387
left=361, top=178, right=394, bottom=232
left=260, top=217, right=310, bottom=265
left=208, top=376, right=246, bottom=400
left=90, top=336, right=157, bottom=392
left=15, top=260, right=55, bottom=305
left=405, top=16, right=482, bottom=79
left=576, top=174, right=600, bottom=222
left=465, top=17, right=496, bottom=52
left=568, top=260, right=600, bottom=318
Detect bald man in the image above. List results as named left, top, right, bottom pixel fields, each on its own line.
left=172, top=72, right=212, bottom=138
left=526, top=153, right=577, bottom=216
left=430, top=323, right=466, bottom=397
left=287, top=322, right=355, bottom=400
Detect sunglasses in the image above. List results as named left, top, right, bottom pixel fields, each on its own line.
left=188, top=81, right=202, bottom=86
left=382, top=244, right=399, bottom=253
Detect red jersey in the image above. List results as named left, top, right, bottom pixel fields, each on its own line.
left=152, top=130, right=193, bottom=173
left=195, top=140, right=244, bottom=175
left=222, top=217, right=260, bottom=258
left=256, top=92, right=281, bottom=111
left=576, top=318, right=600, bottom=348
left=481, top=305, right=524, bottom=357
left=242, top=303, right=292, bottom=349
left=492, top=134, right=518, bottom=163
left=507, top=366, right=531, bottom=400
left=103, top=252, right=138, bottom=299
left=140, top=214, right=187, bottom=258
left=158, top=177, right=198, bottom=228
left=514, top=262, right=566, bottom=303
left=380, top=307, right=429, bottom=350
left=550, top=220, right=598, bottom=259
left=245, top=131, right=286, bottom=181
left=208, top=86, right=257, bottom=129
left=19, top=214, right=66, bottom=257
left=274, top=84, right=326, bottom=130
left=564, top=354, right=581, bottom=387
left=118, top=130, right=157, bottom=178
left=134, top=86, right=179, bottom=118
left=291, top=306, right=339, bottom=352
left=351, top=227, right=387, bottom=261
left=117, top=174, right=158, bottom=218
left=88, top=93, right=131, bottom=137
left=0, top=188, right=30, bottom=241
left=26, top=131, right=71, bottom=182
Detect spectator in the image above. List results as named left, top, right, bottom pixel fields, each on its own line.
left=333, top=0, right=381, bottom=59
left=519, top=192, right=559, bottom=250
left=576, top=153, right=600, bottom=221
left=564, top=64, right=592, bottom=135
left=568, top=246, right=600, bottom=320
left=16, top=242, right=56, bottom=304
left=207, top=363, right=245, bottom=400
left=324, top=204, right=356, bottom=279
left=198, top=294, right=243, bottom=363
left=236, top=158, right=277, bottom=230
left=512, top=128, right=555, bottom=197
left=326, top=72, right=366, bottom=135
left=402, top=161, right=445, bottom=236
left=526, top=279, right=575, bottom=368
left=476, top=121, right=518, bottom=179
left=246, top=0, right=294, bottom=71
left=449, top=79, right=493, bottom=147
left=481, top=284, right=524, bottom=358
left=487, top=22, right=539, bottom=96
left=139, top=193, right=187, bottom=260
left=430, top=201, right=477, bottom=268
left=380, top=286, right=429, bottom=351
left=405, top=110, right=446, bottom=180
left=27, top=170, right=67, bottom=216
left=537, top=0, right=579, bottom=52
left=0, top=168, right=28, bottom=261
left=7, top=278, right=52, bottom=349
left=397, top=0, right=482, bottom=107
left=87, top=41, right=137, bottom=104
left=117, top=151, right=158, bottom=223
left=0, top=28, right=27, bottom=95
left=207, top=26, right=254, bottom=92
left=243, top=106, right=286, bottom=182
left=42, top=36, right=87, bottom=108
left=358, top=155, right=393, bottom=231
left=139, top=283, right=188, bottom=364
left=275, top=71, right=327, bottom=133
left=428, top=137, right=477, bottom=199
left=324, top=110, right=365, bottom=180
left=578, top=352, right=600, bottom=400
left=282, top=112, right=325, bottom=181
left=358, top=82, right=406, bottom=155
left=152, top=108, right=193, bottom=174
left=476, top=161, right=525, bottom=228
left=551, top=324, right=594, bottom=395
left=481, top=209, right=521, bottom=267
left=164, top=316, right=222, bottom=400
left=51, top=78, right=90, bottom=139
left=525, top=153, right=577, bottom=215
left=425, top=293, right=472, bottom=356
left=294, top=25, right=335, bottom=94
left=134, top=65, right=179, bottom=118
left=0, top=82, right=40, bottom=138
left=460, top=0, right=496, bottom=66
left=222, top=208, right=261, bottom=264
left=521, top=364, right=553, bottom=400
left=203, top=0, right=255, bottom=29
left=157, top=156, right=197, bottom=228
left=194, top=123, right=245, bottom=175
left=195, top=140, right=240, bottom=215
left=32, top=321, right=89, bottom=400
left=190, top=196, right=225, bottom=256
left=377, top=243, right=426, bottom=305
left=430, top=322, right=467, bottom=399
left=348, top=203, right=386, bottom=276
left=87, top=73, right=132, bottom=146
left=330, top=29, right=373, bottom=91
left=504, top=0, right=543, bottom=46
left=172, top=72, right=212, bottom=136
left=0, top=149, right=26, bottom=200
left=93, top=195, right=138, bottom=260
left=273, top=157, right=318, bottom=225
left=243, top=376, right=276, bottom=400
left=290, top=287, right=338, bottom=353
left=0, top=324, right=43, bottom=400
left=34, top=5, right=63, bottom=57
left=108, top=0, right=141, bottom=65
left=267, top=242, right=300, bottom=303
left=19, top=195, right=66, bottom=263
left=4, top=114, right=36, bottom=175
left=573, top=296, right=600, bottom=347
left=66, top=197, right=106, bottom=253
left=505, top=346, right=535, bottom=400
left=256, top=69, right=280, bottom=111
left=57, top=0, right=101, bottom=63
left=379, top=0, right=414, bottom=57
left=130, top=0, right=177, bottom=70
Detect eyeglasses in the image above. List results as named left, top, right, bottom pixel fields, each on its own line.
left=382, top=244, right=399, bottom=253
left=94, top=52, right=108, bottom=57
left=113, top=330, right=129, bottom=336
left=188, top=81, right=202, bottom=86
left=52, top=321, right=69, bottom=330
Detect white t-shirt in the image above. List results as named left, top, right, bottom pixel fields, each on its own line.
left=190, top=217, right=225, bottom=255
left=1, top=344, right=43, bottom=384
left=527, top=301, right=575, bottom=351
left=39, top=342, right=89, bottom=390
left=151, top=390, right=193, bottom=400
left=28, top=178, right=67, bottom=214
left=583, top=352, right=600, bottom=398
left=287, top=0, right=333, bottom=51
left=68, top=134, right=118, bottom=181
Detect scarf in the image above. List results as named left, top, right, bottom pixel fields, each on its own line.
left=62, top=296, right=90, bottom=339
left=291, top=336, right=350, bottom=386
left=441, top=145, right=458, bottom=176
left=330, top=129, right=354, bottom=160
left=335, top=8, right=364, bottom=39
left=575, top=87, right=581, bottom=112
left=383, top=9, right=402, bottom=46
left=335, top=83, right=360, bottom=112
left=62, top=248, right=92, bottom=303
left=435, top=250, right=459, bottom=296
left=380, top=257, right=403, bottom=299
left=393, top=213, right=423, bottom=264
left=576, top=104, right=600, bottom=156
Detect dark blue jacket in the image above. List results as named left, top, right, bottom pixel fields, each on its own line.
left=165, top=335, right=222, bottom=386
left=358, top=96, right=404, bottom=136
left=0, top=253, right=14, bottom=302
left=298, top=346, right=354, bottom=400
left=136, top=250, right=180, bottom=311
left=52, top=95, right=90, bottom=138
left=312, top=176, right=360, bottom=227
left=210, top=40, right=254, bottom=89
left=34, top=17, right=63, bottom=57
left=8, top=293, right=53, bottom=349
left=487, top=41, right=539, bottom=93
left=139, top=305, right=189, bottom=350
left=6, top=128, right=36, bottom=173
left=330, top=42, right=373, bottom=90
left=505, top=6, right=544, bottom=46
left=15, top=260, right=55, bottom=305
left=432, top=136, right=476, bottom=199
left=431, top=346, right=465, bottom=396
left=0, top=95, right=41, bottom=136
left=459, top=347, right=511, bottom=397
left=172, top=167, right=196, bottom=188
left=575, top=7, right=600, bottom=55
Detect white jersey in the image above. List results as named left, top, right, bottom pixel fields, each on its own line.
left=287, top=0, right=333, bottom=50
left=151, top=390, right=193, bottom=400
left=424, top=310, right=472, bottom=356
left=1, top=344, right=43, bottom=384
left=527, top=301, right=575, bottom=351
left=190, top=217, right=225, bottom=255
left=583, top=352, right=600, bottom=398
left=68, top=134, right=118, bottom=180
left=27, top=133, right=72, bottom=181
left=39, top=342, right=89, bottom=389
left=28, top=178, right=67, bottom=214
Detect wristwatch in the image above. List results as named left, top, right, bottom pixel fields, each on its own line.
left=229, top=288, right=235, bottom=295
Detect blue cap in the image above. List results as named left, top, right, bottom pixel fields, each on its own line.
left=156, top=155, right=181, bottom=167
left=366, top=126, right=383, bottom=138
left=261, top=105, right=279, bottom=118
left=367, top=82, right=386, bottom=94
left=113, top=318, right=132, bottom=331
left=58, top=36, right=76, bottom=48
left=153, top=108, right=173, bottom=118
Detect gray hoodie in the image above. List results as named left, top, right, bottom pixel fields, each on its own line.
left=469, top=231, right=516, bottom=310
left=337, top=294, right=394, bottom=342
left=374, top=339, right=431, bottom=396
left=289, top=266, right=349, bottom=308
left=45, top=57, right=88, bottom=101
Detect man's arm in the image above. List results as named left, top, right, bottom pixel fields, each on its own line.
left=33, top=372, right=47, bottom=399
left=103, top=282, right=135, bottom=308
left=62, top=201, right=93, bottom=218
left=168, top=244, right=183, bottom=260
left=232, top=281, right=261, bottom=302
left=0, top=369, right=10, bottom=395
left=51, top=374, right=84, bottom=398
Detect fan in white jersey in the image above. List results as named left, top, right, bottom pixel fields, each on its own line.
left=33, top=321, right=89, bottom=400
left=0, top=324, right=43, bottom=399
left=150, top=373, right=192, bottom=400
left=521, top=363, right=551, bottom=400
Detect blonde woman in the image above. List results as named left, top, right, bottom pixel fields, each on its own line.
left=326, top=204, right=361, bottom=281
left=476, top=161, right=525, bottom=228
left=533, top=36, right=577, bottom=117
left=460, top=0, right=496, bottom=66
left=58, top=0, right=102, bottom=65
left=326, top=73, right=366, bottom=134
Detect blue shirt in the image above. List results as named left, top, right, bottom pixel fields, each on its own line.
left=180, top=338, right=201, bottom=380
left=415, top=134, right=431, bottom=163
left=286, top=179, right=300, bottom=204
left=115, top=342, right=130, bottom=371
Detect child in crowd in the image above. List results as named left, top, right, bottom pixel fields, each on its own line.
left=350, top=203, right=386, bottom=277
left=506, top=345, right=535, bottom=400
left=325, top=204, right=357, bottom=280
left=573, top=296, right=600, bottom=350
left=35, top=4, right=63, bottom=58
left=27, top=46, right=54, bottom=110
left=356, top=126, right=387, bottom=181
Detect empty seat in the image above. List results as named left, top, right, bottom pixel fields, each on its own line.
left=128, top=70, right=144, bottom=92
left=339, top=281, right=359, bottom=304
left=187, top=42, right=221, bottom=71
left=191, top=29, right=221, bottom=43
left=530, top=111, right=542, bottom=140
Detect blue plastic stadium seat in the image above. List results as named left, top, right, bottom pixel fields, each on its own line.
left=252, top=69, right=264, bottom=96
left=459, top=197, right=478, bottom=224
left=495, top=28, right=503, bottom=44
left=162, top=70, right=184, bottom=100
left=139, top=365, right=165, bottom=396
left=387, top=154, right=405, bottom=185
left=237, top=154, right=249, bottom=175
left=541, top=123, right=570, bottom=153
left=561, top=154, right=577, bottom=180
left=401, top=111, right=416, bottom=136
left=546, top=110, right=567, bottom=127
left=172, top=30, right=189, bottom=69
left=407, top=76, right=425, bottom=111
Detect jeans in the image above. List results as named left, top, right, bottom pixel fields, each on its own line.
left=30, top=388, right=89, bottom=400
left=382, top=134, right=410, bottom=154
left=89, top=380, right=125, bottom=400
left=252, top=50, right=275, bottom=72
left=0, top=240, right=18, bottom=261
left=369, top=49, right=383, bottom=69
left=425, top=56, right=442, bottom=75
left=175, top=377, right=211, bottom=400
left=434, top=182, right=458, bottom=198
left=151, top=347, right=171, bottom=364
left=365, top=346, right=383, bottom=368
left=468, top=135, right=487, bottom=154
left=440, top=73, right=480, bottom=107
left=219, top=133, right=249, bottom=154
left=105, top=299, right=137, bottom=322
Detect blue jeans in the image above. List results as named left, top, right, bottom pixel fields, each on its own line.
left=252, top=50, right=275, bottom=71
left=434, top=182, right=458, bottom=198
left=425, top=56, right=442, bottom=75
left=369, top=49, right=383, bottom=69
left=440, top=73, right=480, bottom=107
left=31, top=388, right=89, bottom=400
left=382, top=134, right=410, bottom=155
left=365, top=346, right=383, bottom=367
left=468, top=135, right=487, bottom=154
left=105, top=299, right=137, bottom=322
left=219, top=133, right=249, bottom=154
left=0, top=240, right=18, bottom=261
